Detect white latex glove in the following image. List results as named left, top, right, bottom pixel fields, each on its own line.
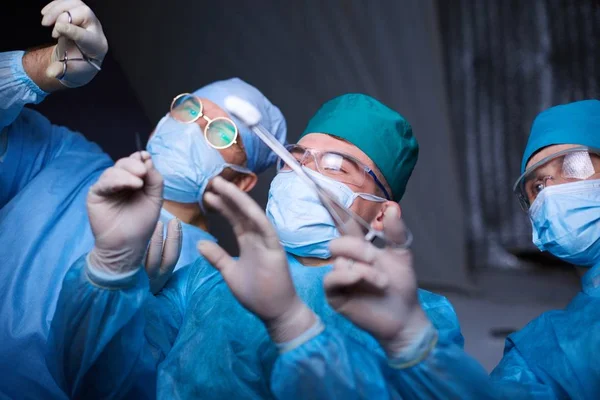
left=325, top=207, right=431, bottom=356
left=41, top=0, right=108, bottom=87
left=198, top=176, right=316, bottom=343
left=87, top=151, right=165, bottom=275
left=146, top=218, right=182, bottom=294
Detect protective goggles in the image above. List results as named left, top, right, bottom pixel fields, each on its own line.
left=513, top=146, right=600, bottom=211
left=277, top=144, right=391, bottom=200
left=170, top=93, right=239, bottom=150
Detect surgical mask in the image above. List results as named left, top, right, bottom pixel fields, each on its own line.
left=147, top=115, right=251, bottom=208
left=266, top=168, right=386, bottom=259
left=530, top=179, right=600, bottom=267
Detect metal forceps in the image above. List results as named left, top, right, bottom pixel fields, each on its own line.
left=55, top=11, right=102, bottom=81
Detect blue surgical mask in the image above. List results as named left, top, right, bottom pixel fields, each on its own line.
left=530, top=179, right=600, bottom=267
left=147, top=115, right=251, bottom=208
left=266, top=168, right=386, bottom=259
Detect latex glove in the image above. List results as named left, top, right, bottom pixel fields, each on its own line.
left=87, top=151, right=164, bottom=275
left=41, top=0, right=108, bottom=87
left=146, top=219, right=182, bottom=294
left=198, top=176, right=316, bottom=343
left=325, top=207, right=431, bottom=356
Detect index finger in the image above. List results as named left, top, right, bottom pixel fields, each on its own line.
left=329, top=236, right=379, bottom=265
left=382, top=207, right=411, bottom=247
left=209, top=176, right=276, bottom=237
left=41, top=0, right=82, bottom=25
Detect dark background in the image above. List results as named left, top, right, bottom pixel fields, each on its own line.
left=2, top=0, right=469, bottom=289
left=2, top=0, right=598, bottom=370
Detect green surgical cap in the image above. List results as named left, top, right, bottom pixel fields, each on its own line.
left=300, top=93, right=418, bottom=201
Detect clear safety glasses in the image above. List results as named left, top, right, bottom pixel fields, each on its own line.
left=224, top=95, right=411, bottom=249
left=170, top=93, right=239, bottom=150
left=277, top=144, right=391, bottom=200
left=513, top=146, right=600, bottom=211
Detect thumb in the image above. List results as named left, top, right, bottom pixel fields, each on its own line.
left=161, top=218, right=182, bottom=272
left=46, top=61, right=64, bottom=79
left=53, top=22, right=87, bottom=42
left=197, top=241, right=235, bottom=276
left=145, top=221, right=165, bottom=278
left=382, top=206, right=409, bottom=246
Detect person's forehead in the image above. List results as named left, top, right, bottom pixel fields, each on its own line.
left=525, top=144, right=583, bottom=170
left=298, top=133, right=376, bottom=169
left=200, top=98, right=229, bottom=119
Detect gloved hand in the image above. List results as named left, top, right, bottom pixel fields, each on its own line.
left=87, top=151, right=165, bottom=275
left=198, top=176, right=317, bottom=343
left=325, top=207, right=432, bottom=356
left=146, top=218, right=182, bottom=294
left=41, top=0, right=108, bottom=88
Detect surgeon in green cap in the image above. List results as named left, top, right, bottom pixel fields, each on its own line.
left=46, top=94, right=467, bottom=399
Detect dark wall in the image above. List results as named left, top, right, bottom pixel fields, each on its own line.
left=2, top=0, right=471, bottom=289
left=0, top=0, right=152, bottom=161
left=91, top=0, right=471, bottom=289
left=439, top=0, right=600, bottom=271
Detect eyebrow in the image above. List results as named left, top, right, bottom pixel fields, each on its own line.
left=528, top=158, right=563, bottom=182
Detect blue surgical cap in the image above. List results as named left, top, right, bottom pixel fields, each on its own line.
left=521, top=100, right=600, bottom=173
left=192, top=78, right=287, bottom=173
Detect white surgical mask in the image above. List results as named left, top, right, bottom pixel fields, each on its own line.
left=530, top=179, right=600, bottom=267
left=266, top=168, right=386, bottom=259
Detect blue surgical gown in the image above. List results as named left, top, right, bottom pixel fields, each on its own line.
left=271, top=324, right=495, bottom=399
left=48, top=252, right=467, bottom=399
left=0, top=50, right=112, bottom=399
left=0, top=50, right=211, bottom=399
left=489, top=263, right=600, bottom=399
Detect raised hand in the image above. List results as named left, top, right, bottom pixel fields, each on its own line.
left=198, top=177, right=316, bottom=343
left=41, top=0, right=109, bottom=87
left=325, top=208, right=431, bottom=355
left=87, top=151, right=164, bottom=275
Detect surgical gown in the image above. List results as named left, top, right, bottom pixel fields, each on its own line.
left=269, top=264, right=600, bottom=399
left=489, top=263, right=600, bottom=399
left=271, top=324, right=495, bottom=399
left=0, top=50, right=111, bottom=399
left=48, top=252, right=468, bottom=399
left=0, top=50, right=211, bottom=399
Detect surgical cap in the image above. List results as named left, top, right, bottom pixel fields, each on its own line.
left=300, top=93, right=418, bottom=201
left=192, top=78, right=287, bottom=173
left=521, top=100, right=600, bottom=173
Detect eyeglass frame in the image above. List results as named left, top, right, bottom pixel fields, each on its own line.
left=169, top=93, right=240, bottom=150
left=513, top=145, right=600, bottom=211
left=278, top=144, right=391, bottom=200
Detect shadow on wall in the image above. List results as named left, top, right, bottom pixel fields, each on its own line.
left=92, top=0, right=470, bottom=289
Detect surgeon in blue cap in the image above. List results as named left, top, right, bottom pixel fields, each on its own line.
left=489, top=99, right=600, bottom=398
left=146, top=77, right=287, bottom=281
left=0, top=2, right=286, bottom=398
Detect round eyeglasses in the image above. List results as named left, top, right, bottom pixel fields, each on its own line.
left=170, top=93, right=239, bottom=150
left=513, top=146, right=600, bottom=211
left=277, top=144, right=391, bottom=200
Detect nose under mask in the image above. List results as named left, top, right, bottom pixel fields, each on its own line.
left=266, top=168, right=386, bottom=259
left=147, top=115, right=247, bottom=209
left=530, top=179, right=600, bottom=267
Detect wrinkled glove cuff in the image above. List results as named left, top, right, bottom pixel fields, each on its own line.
left=276, top=317, right=325, bottom=354
left=86, top=253, right=142, bottom=289
left=388, top=322, right=438, bottom=369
